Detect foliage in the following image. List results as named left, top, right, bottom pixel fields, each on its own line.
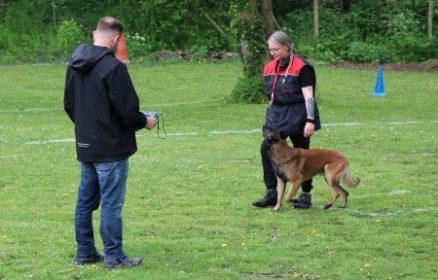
left=0, top=0, right=56, bottom=63
left=230, top=76, right=266, bottom=104
left=0, top=0, right=234, bottom=63
left=0, top=0, right=437, bottom=64
left=229, top=0, right=267, bottom=103
left=127, top=0, right=232, bottom=52
left=125, top=32, right=149, bottom=60
left=1, top=62, right=438, bottom=279
left=279, top=0, right=438, bottom=64
left=54, top=20, right=87, bottom=60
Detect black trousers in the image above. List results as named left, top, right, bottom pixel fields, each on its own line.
left=261, top=134, right=313, bottom=193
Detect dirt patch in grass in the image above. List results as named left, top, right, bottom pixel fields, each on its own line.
left=333, top=59, right=438, bottom=73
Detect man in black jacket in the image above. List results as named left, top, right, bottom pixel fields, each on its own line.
left=64, top=16, right=156, bottom=269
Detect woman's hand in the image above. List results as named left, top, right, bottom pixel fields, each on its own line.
left=304, top=122, right=315, bottom=138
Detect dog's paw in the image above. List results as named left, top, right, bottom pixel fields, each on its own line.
left=323, top=204, right=333, bottom=209
left=272, top=205, right=281, bottom=211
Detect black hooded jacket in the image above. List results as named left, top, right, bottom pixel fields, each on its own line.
left=64, top=44, right=147, bottom=162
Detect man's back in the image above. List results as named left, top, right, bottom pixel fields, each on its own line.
left=64, top=43, right=146, bottom=162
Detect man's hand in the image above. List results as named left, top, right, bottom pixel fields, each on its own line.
left=145, top=116, right=156, bottom=130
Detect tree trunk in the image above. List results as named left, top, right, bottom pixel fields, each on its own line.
left=237, top=0, right=273, bottom=77
left=231, top=0, right=275, bottom=103
left=249, top=0, right=259, bottom=17
left=261, top=0, right=275, bottom=38
left=51, top=0, right=57, bottom=26
left=428, top=0, right=434, bottom=38
left=314, top=0, right=319, bottom=38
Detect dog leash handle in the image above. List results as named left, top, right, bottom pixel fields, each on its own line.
left=142, top=111, right=167, bottom=139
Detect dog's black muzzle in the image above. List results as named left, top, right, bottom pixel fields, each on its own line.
left=262, top=126, right=284, bottom=145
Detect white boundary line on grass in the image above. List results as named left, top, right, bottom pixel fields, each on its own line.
left=319, top=189, right=438, bottom=217
left=335, top=207, right=438, bottom=218
left=24, top=120, right=437, bottom=145
left=0, top=107, right=63, bottom=113
left=0, top=100, right=215, bottom=114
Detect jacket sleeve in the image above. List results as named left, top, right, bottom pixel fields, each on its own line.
left=64, top=67, right=75, bottom=123
left=106, top=63, right=147, bottom=132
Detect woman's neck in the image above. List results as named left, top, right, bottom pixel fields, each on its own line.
left=279, top=54, right=293, bottom=69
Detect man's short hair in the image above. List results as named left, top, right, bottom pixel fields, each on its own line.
left=96, top=16, right=123, bottom=34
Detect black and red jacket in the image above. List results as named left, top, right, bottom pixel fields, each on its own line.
left=263, top=55, right=321, bottom=136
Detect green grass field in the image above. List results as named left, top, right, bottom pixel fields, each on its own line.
left=0, top=60, right=437, bottom=280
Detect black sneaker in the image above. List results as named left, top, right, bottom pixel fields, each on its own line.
left=252, top=189, right=277, bottom=208
left=74, top=253, right=104, bottom=265
left=292, top=193, right=312, bottom=209
left=104, top=257, right=143, bottom=269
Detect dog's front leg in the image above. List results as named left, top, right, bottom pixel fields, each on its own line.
left=273, top=176, right=285, bottom=211
left=285, top=181, right=301, bottom=203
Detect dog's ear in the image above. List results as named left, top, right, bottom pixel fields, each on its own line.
left=263, top=126, right=275, bottom=142
left=262, top=125, right=271, bottom=136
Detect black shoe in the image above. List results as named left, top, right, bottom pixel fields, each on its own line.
left=74, top=253, right=104, bottom=265
left=292, top=193, right=312, bottom=209
left=252, top=189, right=277, bottom=208
left=104, top=257, right=143, bottom=269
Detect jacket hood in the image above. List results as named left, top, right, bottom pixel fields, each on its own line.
left=69, top=44, right=114, bottom=74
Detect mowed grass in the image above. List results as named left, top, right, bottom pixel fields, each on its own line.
left=0, top=60, right=437, bottom=280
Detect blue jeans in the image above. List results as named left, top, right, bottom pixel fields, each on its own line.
left=74, top=160, right=129, bottom=265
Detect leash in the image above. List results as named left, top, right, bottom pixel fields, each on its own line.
left=142, top=111, right=167, bottom=139
left=155, top=112, right=167, bottom=139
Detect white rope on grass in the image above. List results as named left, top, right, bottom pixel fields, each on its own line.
left=0, top=108, right=63, bottom=113
left=23, top=120, right=437, bottom=145
left=336, top=207, right=438, bottom=218
left=24, top=129, right=261, bottom=145
left=25, top=138, right=74, bottom=145
left=0, top=99, right=218, bottom=114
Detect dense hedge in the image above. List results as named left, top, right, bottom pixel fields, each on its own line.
left=285, top=0, right=438, bottom=63
left=0, top=0, right=437, bottom=64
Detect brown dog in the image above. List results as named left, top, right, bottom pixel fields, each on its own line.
left=263, top=126, right=360, bottom=211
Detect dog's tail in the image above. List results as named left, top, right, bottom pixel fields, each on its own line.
left=342, top=166, right=360, bottom=188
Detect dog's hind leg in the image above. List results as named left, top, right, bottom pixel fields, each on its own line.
left=337, top=184, right=349, bottom=208
left=273, top=177, right=286, bottom=211
left=324, top=174, right=340, bottom=209
left=336, top=166, right=352, bottom=208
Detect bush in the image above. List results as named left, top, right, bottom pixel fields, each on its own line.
left=230, top=76, right=265, bottom=104
left=126, top=32, right=150, bottom=59
left=345, top=41, right=380, bottom=63
left=54, top=20, right=87, bottom=61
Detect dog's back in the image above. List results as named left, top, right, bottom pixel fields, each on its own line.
left=263, top=126, right=360, bottom=209
left=270, top=140, right=347, bottom=179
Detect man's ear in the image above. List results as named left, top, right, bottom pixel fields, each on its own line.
left=113, top=34, right=121, bottom=45
left=110, top=34, right=121, bottom=52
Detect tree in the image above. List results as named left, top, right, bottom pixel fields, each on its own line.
left=230, top=0, right=276, bottom=103
left=51, top=0, right=56, bottom=26
left=314, top=0, right=319, bottom=38
left=261, top=0, right=275, bottom=38
left=428, top=0, right=434, bottom=38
